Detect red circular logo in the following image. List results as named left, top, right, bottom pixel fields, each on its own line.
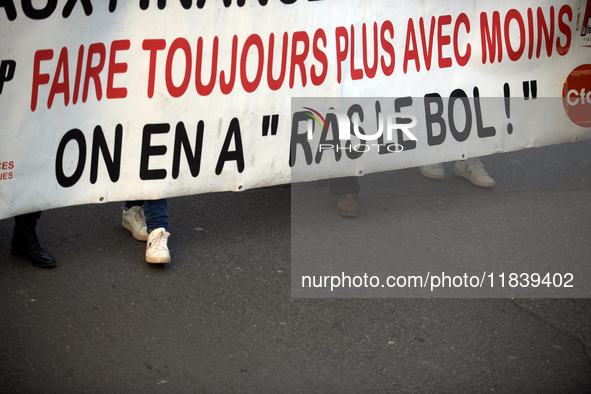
left=562, top=64, right=591, bottom=127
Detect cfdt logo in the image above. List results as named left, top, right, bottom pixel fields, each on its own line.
left=563, top=64, right=591, bottom=127
left=302, top=106, right=418, bottom=153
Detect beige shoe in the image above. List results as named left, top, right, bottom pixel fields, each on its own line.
left=122, top=206, right=148, bottom=241
left=453, top=158, right=495, bottom=187
left=146, top=228, right=171, bottom=264
left=419, top=163, right=445, bottom=180
left=336, top=194, right=358, bottom=217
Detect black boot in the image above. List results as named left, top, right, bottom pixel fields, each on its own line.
left=11, top=212, right=57, bottom=268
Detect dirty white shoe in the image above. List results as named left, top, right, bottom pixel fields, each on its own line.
left=122, top=206, right=148, bottom=241
left=453, top=158, right=495, bottom=187
left=419, top=163, right=445, bottom=180
left=146, top=228, right=171, bottom=264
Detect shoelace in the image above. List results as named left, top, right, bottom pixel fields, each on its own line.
left=150, top=231, right=170, bottom=250
left=134, top=212, right=144, bottom=226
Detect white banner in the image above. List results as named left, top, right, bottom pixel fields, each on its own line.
left=1, top=0, right=590, bottom=219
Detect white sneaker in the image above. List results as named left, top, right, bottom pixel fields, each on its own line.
left=419, top=163, right=445, bottom=180
left=122, top=206, right=148, bottom=241
left=146, top=228, right=170, bottom=264
left=453, top=158, right=496, bottom=187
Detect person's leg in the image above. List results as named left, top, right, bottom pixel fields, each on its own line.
left=11, top=211, right=56, bottom=268
left=14, top=211, right=42, bottom=225
left=124, top=200, right=143, bottom=210
left=144, top=199, right=170, bottom=264
left=144, top=199, right=169, bottom=234
left=329, top=176, right=360, bottom=196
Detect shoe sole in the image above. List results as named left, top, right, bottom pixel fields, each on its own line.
left=146, top=256, right=171, bottom=264
left=453, top=167, right=495, bottom=188
left=11, top=249, right=57, bottom=268
left=419, top=167, right=445, bottom=181
left=122, top=222, right=148, bottom=241
left=337, top=208, right=358, bottom=217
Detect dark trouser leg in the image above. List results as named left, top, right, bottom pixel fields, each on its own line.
left=12, top=212, right=57, bottom=268
left=144, top=199, right=169, bottom=234
left=329, top=177, right=360, bottom=196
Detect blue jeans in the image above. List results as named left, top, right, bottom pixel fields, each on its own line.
left=125, top=199, right=168, bottom=234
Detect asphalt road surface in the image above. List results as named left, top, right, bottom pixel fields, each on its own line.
left=1, top=140, right=590, bottom=393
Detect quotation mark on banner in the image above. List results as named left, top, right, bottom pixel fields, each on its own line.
left=522, top=80, right=538, bottom=100
left=262, top=115, right=279, bottom=137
